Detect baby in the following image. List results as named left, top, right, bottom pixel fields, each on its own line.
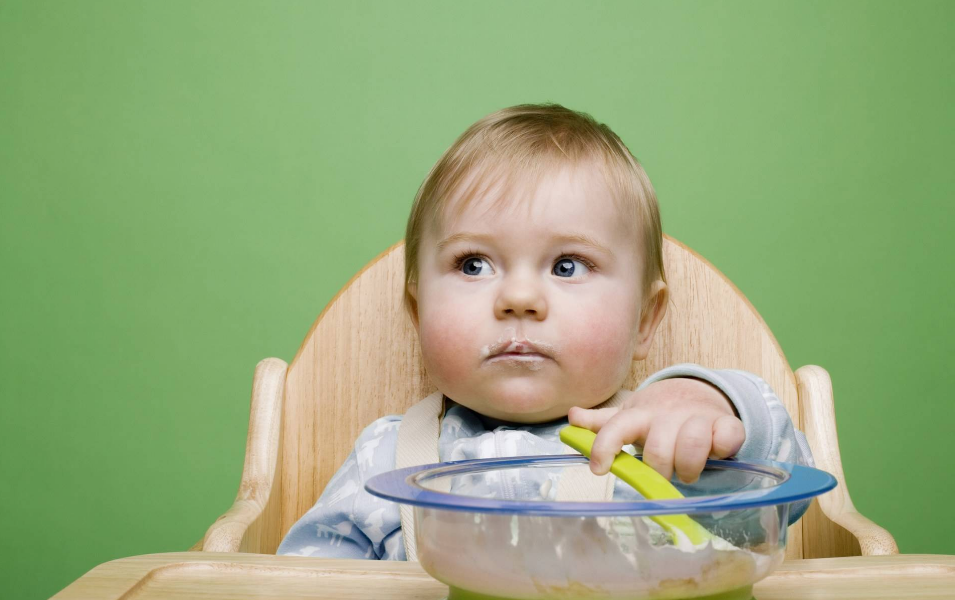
left=277, top=103, right=813, bottom=560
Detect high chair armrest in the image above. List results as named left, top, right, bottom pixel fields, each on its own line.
left=200, top=357, right=287, bottom=553
left=825, top=508, right=899, bottom=555
left=796, top=365, right=899, bottom=556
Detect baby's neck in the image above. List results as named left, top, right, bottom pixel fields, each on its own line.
left=477, top=410, right=570, bottom=430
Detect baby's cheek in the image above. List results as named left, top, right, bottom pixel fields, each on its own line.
left=417, top=309, right=479, bottom=387
left=569, top=313, right=635, bottom=394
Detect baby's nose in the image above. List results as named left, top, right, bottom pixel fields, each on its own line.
left=494, top=278, right=547, bottom=320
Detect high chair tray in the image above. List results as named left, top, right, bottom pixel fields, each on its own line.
left=52, top=552, right=954, bottom=600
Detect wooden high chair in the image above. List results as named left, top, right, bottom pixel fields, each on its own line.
left=199, top=236, right=898, bottom=561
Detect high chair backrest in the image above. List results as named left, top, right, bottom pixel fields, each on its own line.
left=216, top=235, right=896, bottom=561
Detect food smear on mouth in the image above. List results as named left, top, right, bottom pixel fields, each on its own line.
left=480, top=329, right=560, bottom=364
left=487, top=353, right=548, bottom=371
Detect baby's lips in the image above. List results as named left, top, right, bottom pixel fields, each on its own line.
left=488, top=337, right=559, bottom=359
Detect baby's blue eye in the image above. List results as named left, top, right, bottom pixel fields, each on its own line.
left=461, top=257, right=492, bottom=276
left=553, top=258, right=590, bottom=278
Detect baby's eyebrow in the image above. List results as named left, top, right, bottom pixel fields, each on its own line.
left=435, top=232, right=493, bottom=252
left=551, top=233, right=615, bottom=257
left=436, top=232, right=614, bottom=257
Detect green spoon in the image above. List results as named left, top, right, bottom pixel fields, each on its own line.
left=559, top=425, right=715, bottom=545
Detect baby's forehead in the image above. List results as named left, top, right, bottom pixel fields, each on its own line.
left=434, top=162, right=638, bottom=237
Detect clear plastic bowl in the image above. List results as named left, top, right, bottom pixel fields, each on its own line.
left=367, top=455, right=835, bottom=600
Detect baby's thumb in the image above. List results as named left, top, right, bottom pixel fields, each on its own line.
left=567, top=406, right=620, bottom=432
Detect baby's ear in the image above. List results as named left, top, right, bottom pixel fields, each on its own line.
left=405, top=284, right=420, bottom=333
left=632, top=280, right=668, bottom=361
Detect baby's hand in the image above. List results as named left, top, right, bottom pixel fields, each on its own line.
left=567, top=378, right=744, bottom=484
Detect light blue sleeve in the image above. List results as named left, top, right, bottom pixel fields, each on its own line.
left=637, top=363, right=815, bottom=524
left=276, top=415, right=406, bottom=560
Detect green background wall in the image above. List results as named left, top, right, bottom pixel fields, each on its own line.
left=2, top=1, right=952, bottom=597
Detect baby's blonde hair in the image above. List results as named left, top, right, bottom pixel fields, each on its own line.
left=404, top=103, right=666, bottom=319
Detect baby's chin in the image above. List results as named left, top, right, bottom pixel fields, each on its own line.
left=449, top=383, right=582, bottom=424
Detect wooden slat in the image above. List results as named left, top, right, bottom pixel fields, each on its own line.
left=201, top=358, right=287, bottom=554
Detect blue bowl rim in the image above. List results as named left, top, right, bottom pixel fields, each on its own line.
left=364, top=454, right=837, bottom=517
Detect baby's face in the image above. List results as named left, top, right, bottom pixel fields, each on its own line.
left=410, top=165, right=656, bottom=423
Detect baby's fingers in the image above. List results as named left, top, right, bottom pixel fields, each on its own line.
left=673, top=417, right=713, bottom=484
left=711, top=415, right=745, bottom=458
left=640, top=416, right=682, bottom=481
left=587, top=409, right=651, bottom=475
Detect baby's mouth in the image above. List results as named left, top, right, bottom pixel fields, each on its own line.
left=483, top=338, right=556, bottom=363
left=489, top=352, right=548, bottom=361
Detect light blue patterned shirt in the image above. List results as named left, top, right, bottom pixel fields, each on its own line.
left=276, top=363, right=815, bottom=559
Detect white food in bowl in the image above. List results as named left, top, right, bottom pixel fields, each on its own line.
left=416, top=508, right=782, bottom=600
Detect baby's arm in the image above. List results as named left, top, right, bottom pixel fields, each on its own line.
left=276, top=416, right=405, bottom=559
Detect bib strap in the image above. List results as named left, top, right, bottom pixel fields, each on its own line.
left=394, top=391, right=445, bottom=561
